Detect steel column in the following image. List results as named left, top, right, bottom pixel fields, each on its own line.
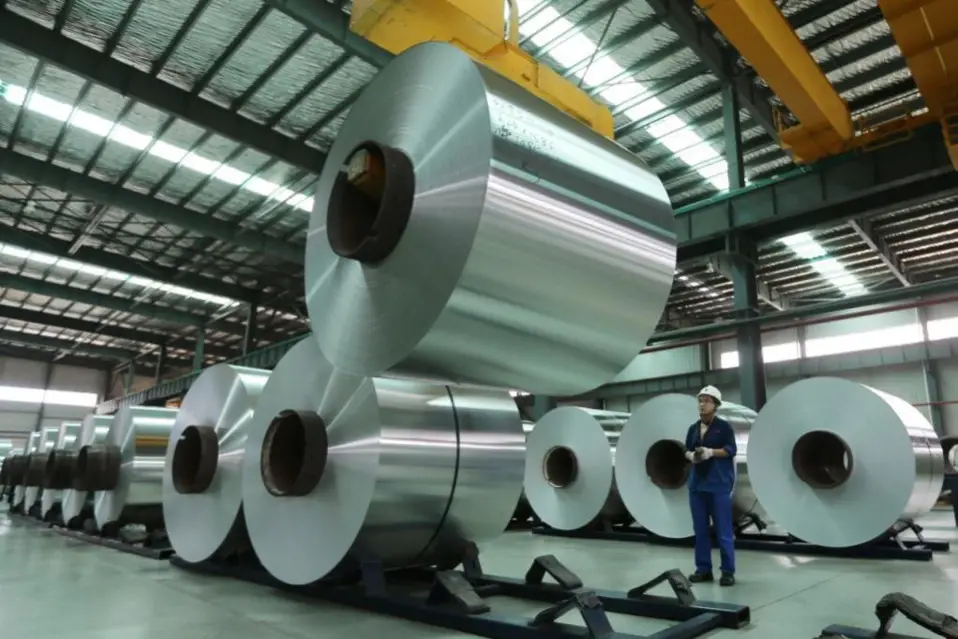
left=727, top=235, right=767, bottom=410
left=722, top=81, right=746, bottom=190
left=192, top=329, right=205, bottom=371
left=155, top=344, right=167, bottom=386
left=243, top=301, right=258, bottom=355
left=918, top=307, right=945, bottom=436
left=125, top=361, right=135, bottom=394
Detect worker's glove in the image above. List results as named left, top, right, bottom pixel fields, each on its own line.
left=696, top=447, right=713, bottom=461
left=684, top=450, right=696, bottom=463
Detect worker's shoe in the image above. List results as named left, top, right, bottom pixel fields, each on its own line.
left=719, top=573, right=735, bottom=587
left=688, top=572, right=713, bottom=583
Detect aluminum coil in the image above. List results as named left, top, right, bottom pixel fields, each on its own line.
left=40, top=421, right=81, bottom=519
left=524, top=407, right=628, bottom=530
left=615, top=394, right=766, bottom=539
left=304, top=41, right=676, bottom=397
left=942, top=436, right=958, bottom=472
left=84, top=406, right=178, bottom=530
left=748, top=377, right=945, bottom=547
left=24, top=427, right=59, bottom=512
left=242, top=338, right=524, bottom=586
left=163, top=364, right=270, bottom=563
left=61, top=415, right=113, bottom=525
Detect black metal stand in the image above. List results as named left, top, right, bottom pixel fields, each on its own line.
left=171, top=545, right=750, bottom=639
left=533, top=520, right=949, bottom=562
left=819, top=592, right=957, bottom=639
left=54, top=519, right=173, bottom=559
left=944, top=474, right=958, bottom=528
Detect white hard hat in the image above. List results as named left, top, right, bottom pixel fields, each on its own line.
left=698, top=385, right=722, bottom=405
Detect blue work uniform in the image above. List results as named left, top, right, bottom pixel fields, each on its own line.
left=685, top=416, right=737, bottom=576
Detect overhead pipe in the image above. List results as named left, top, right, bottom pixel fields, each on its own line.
left=646, top=275, right=958, bottom=350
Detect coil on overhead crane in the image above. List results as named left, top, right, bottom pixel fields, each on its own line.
left=305, top=42, right=677, bottom=397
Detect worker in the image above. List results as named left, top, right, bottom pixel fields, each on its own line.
left=684, top=385, right=737, bottom=586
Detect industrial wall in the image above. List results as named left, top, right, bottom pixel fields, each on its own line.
left=0, top=356, right=106, bottom=447
left=605, top=299, right=958, bottom=436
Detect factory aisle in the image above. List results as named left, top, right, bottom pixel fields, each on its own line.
left=1, top=511, right=956, bottom=639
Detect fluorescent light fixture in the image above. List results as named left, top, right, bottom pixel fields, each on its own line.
left=514, top=1, right=733, bottom=191
left=0, top=81, right=313, bottom=214
left=0, top=242, right=239, bottom=307
left=0, top=384, right=97, bottom=407
left=779, top=232, right=866, bottom=298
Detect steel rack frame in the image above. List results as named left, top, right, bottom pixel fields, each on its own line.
left=53, top=518, right=173, bottom=559
left=532, top=518, right=950, bottom=562
left=170, top=544, right=750, bottom=639
left=819, top=592, right=957, bottom=639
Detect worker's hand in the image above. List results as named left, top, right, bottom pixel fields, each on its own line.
left=684, top=450, right=696, bottom=463
left=696, top=447, right=713, bottom=460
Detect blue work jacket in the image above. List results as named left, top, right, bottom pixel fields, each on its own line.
left=685, top=416, right=737, bottom=493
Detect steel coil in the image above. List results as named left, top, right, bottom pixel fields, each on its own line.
left=242, top=338, right=524, bottom=586
left=61, top=415, right=113, bottom=525
left=524, top=407, right=629, bottom=530
left=163, top=364, right=270, bottom=563
left=24, top=427, right=59, bottom=512
left=78, top=406, right=178, bottom=530
left=40, top=421, right=81, bottom=519
left=304, top=42, right=676, bottom=396
left=615, top=394, right=767, bottom=539
left=748, top=377, right=945, bottom=547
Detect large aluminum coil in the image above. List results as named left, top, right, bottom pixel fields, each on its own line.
left=40, top=421, right=81, bottom=519
left=24, top=426, right=59, bottom=511
left=83, top=406, right=178, bottom=530
left=304, top=42, right=676, bottom=397
left=524, top=407, right=629, bottom=530
left=942, top=436, right=958, bottom=472
left=61, top=415, right=113, bottom=525
left=748, top=377, right=945, bottom=548
left=615, top=394, right=765, bottom=539
left=242, top=338, right=524, bottom=586
left=163, top=364, right=270, bottom=563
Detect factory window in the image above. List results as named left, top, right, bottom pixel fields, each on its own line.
left=804, top=323, right=923, bottom=358
left=925, top=317, right=958, bottom=341
left=719, top=341, right=800, bottom=369
left=0, top=385, right=97, bottom=407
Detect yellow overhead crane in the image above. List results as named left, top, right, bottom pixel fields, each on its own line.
left=694, top=0, right=946, bottom=166
left=878, top=0, right=958, bottom=167
left=348, top=0, right=614, bottom=138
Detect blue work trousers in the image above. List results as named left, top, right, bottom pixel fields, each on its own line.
left=689, top=489, right=735, bottom=575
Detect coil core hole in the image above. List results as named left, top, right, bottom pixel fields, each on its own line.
left=792, top=430, right=853, bottom=489
left=646, top=439, right=690, bottom=489
left=544, top=446, right=578, bottom=488
left=261, top=410, right=328, bottom=497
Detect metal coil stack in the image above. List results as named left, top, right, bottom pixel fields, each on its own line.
left=230, top=41, right=676, bottom=585
left=615, top=394, right=767, bottom=538
left=62, top=414, right=113, bottom=526
left=40, top=421, right=82, bottom=520
left=76, top=406, right=178, bottom=530
left=163, top=364, right=270, bottom=563
left=524, top=407, right=629, bottom=530
left=747, top=377, right=945, bottom=548
left=12, top=431, right=41, bottom=510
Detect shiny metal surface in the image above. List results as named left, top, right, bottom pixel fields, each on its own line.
left=524, top=406, right=626, bottom=530
left=305, top=42, right=676, bottom=396
left=93, top=406, right=177, bottom=529
left=242, top=338, right=523, bottom=585
left=616, top=394, right=766, bottom=538
left=163, top=365, right=270, bottom=563
left=942, top=436, right=958, bottom=472
left=40, top=421, right=81, bottom=518
left=61, top=415, right=112, bottom=524
left=24, top=427, right=59, bottom=511
left=748, top=377, right=946, bottom=547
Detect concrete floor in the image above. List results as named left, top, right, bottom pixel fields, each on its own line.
left=1, top=511, right=957, bottom=639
